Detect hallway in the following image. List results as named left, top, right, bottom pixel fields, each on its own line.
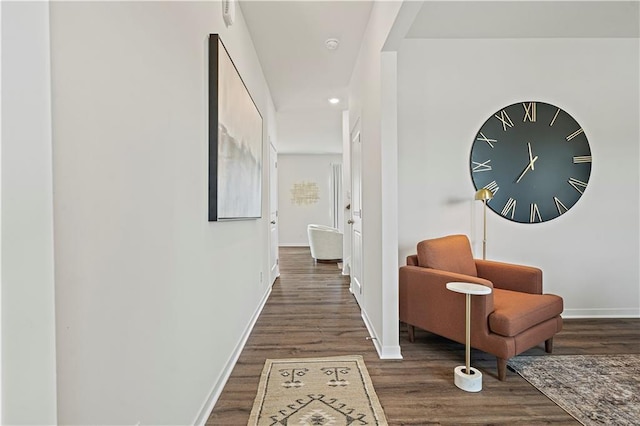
left=208, top=247, right=375, bottom=424
left=207, top=247, right=639, bottom=425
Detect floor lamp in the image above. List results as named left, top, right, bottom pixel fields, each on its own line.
left=475, top=189, right=493, bottom=260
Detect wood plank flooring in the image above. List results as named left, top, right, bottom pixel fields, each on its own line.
left=207, top=247, right=640, bottom=425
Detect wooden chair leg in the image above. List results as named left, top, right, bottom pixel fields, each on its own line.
left=407, top=324, right=415, bottom=343
left=497, top=357, right=508, bottom=381
left=545, top=337, right=554, bottom=353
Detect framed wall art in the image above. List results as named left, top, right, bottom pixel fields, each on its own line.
left=209, top=34, right=263, bottom=221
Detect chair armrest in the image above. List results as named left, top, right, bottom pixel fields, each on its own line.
left=400, top=265, right=493, bottom=288
left=399, top=266, right=495, bottom=341
left=475, top=259, right=542, bottom=294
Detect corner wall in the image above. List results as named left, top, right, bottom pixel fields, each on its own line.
left=397, top=38, right=640, bottom=317
left=348, top=1, right=403, bottom=358
left=1, top=2, right=58, bottom=423
left=49, top=2, right=275, bottom=424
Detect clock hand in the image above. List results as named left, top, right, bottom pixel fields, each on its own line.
left=516, top=155, right=538, bottom=183
left=527, top=142, right=535, bottom=170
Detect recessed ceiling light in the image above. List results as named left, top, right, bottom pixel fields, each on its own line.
left=328, top=98, right=340, bottom=104
left=325, top=38, right=340, bottom=50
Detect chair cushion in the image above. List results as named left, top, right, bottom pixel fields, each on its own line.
left=416, top=235, right=477, bottom=277
left=490, top=289, right=563, bottom=337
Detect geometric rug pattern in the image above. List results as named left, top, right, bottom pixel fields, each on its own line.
left=508, top=354, right=640, bottom=426
left=248, top=355, right=388, bottom=425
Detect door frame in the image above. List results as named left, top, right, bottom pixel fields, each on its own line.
left=268, top=141, right=279, bottom=284
left=349, top=120, right=363, bottom=306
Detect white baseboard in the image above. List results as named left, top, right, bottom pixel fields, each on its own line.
left=379, top=343, right=403, bottom=359
left=193, top=285, right=272, bottom=425
left=341, top=256, right=351, bottom=276
left=360, top=308, right=403, bottom=360
left=563, top=307, right=640, bottom=318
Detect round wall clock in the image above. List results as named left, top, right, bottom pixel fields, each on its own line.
left=470, top=101, right=592, bottom=223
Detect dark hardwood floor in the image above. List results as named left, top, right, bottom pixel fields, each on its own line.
left=207, top=247, right=640, bottom=425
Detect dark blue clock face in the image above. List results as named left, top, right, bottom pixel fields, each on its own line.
left=470, top=101, right=592, bottom=223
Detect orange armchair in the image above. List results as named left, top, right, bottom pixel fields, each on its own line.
left=399, top=235, right=563, bottom=380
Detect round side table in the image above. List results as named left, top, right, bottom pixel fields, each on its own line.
left=446, top=281, right=492, bottom=392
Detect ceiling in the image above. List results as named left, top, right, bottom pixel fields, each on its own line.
left=240, top=1, right=373, bottom=154
left=240, top=1, right=373, bottom=112
left=239, top=1, right=639, bottom=154
left=406, top=1, right=640, bottom=39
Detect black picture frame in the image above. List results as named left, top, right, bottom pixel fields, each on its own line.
left=208, top=34, right=263, bottom=221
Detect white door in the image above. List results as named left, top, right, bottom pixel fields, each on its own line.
left=350, top=126, right=363, bottom=306
left=269, top=142, right=280, bottom=284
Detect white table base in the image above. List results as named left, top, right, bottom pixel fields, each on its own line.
left=446, top=282, right=492, bottom=393
left=454, top=365, right=483, bottom=392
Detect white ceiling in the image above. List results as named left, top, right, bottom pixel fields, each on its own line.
left=406, top=1, right=640, bottom=39
left=239, top=1, right=639, bottom=154
left=240, top=1, right=373, bottom=112
left=240, top=1, right=373, bottom=154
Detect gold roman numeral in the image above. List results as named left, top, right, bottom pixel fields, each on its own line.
left=501, top=198, right=516, bottom=219
left=483, top=180, right=499, bottom=197
left=472, top=160, right=492, bottom=173
left=568, top=177, right=588, bottom=194
left=573, top=155, right=592, bottom=164
left=566, top=128, right=584, bottom=141
left=477, top=132, right=497, bottom=148
left=494, top=110, right=514, bottom=131
left=523, top=102, right=537, bottom=122
left=554, top=196, right=568, bottom=215
left=530, top=203, right=542, bottom=223
left=549, top=108, right=561, bottom=127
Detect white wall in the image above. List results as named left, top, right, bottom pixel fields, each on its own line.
left=1, top=2, right=58, bottom=423
left=348, top=1, right=403, bottom=358
left=278, top=154, right=341, bottom=246
left=398, top=38, right=640, bottom=317
left=49, top=2, right=275, bottom=424
left=277, top=110, right=343, bottom=154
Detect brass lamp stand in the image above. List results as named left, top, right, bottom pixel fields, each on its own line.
left=475, top=189, right=494, bottom=260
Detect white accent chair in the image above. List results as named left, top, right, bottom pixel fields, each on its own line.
left=307, top=224, right=343, bottom=262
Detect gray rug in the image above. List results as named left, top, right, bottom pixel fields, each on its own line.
left=508, top=354, right=640, bottom=426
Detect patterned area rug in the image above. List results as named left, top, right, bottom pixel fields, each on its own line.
left=248, top=355, right=388, bottom=425
left=508, top=354, right=640, bottom=426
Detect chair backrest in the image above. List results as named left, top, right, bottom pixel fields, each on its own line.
left=307, top=224, right=341, bottom=234
left=416, top=234, right=477, bottom=277
left=307, top=224, right=343, bottom=260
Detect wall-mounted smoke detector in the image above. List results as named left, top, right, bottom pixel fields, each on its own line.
left=325, top=38, right=340, bottom=50
left=222, top=0, right=236, bottom=26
